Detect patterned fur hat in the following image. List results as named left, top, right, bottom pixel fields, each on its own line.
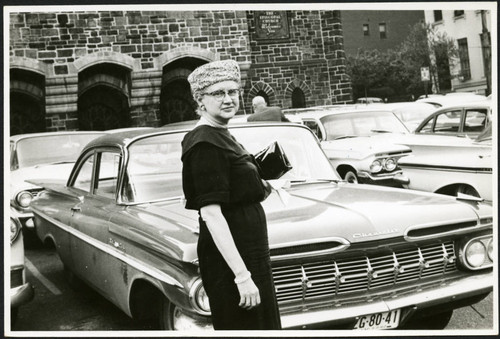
left=188, top=59, right=241, bottom=96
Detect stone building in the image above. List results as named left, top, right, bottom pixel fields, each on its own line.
left=8, top=9, right=352, bottom=135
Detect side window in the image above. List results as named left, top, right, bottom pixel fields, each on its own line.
left=434, top=110, right=461, bottom=133
left=73, top=154, right=94, bottom=192
left=303, top=120, right=323, bottom=140
left=94, top=151, right=121, bottom=199
left=418, top=118, right=435, bottom=133
left=463, top=109, right=487, bottom=133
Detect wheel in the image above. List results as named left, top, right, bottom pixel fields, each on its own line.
left=402, top=310, right=453, bottom=329
left=343, top=170, right=359, bottom=184
left=158, top=296, right=176, bottom=330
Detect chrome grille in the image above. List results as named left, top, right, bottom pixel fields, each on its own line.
left=272, top=241, right=456, bottom=304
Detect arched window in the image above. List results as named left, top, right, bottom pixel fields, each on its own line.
left=78, top=63, right=131, bottom=131
left=291, top=88, right=306, bottom=108
left=160, top=58, right=204, bottom=125
left=10, top=69, right=46, bottom=135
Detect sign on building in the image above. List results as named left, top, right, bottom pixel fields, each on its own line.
left=254, top=11, right=290, bottom=41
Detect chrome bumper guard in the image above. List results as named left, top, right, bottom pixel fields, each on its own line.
left=358, top=171, right=410, bottom=184
left=11, top=282, right=34, bottom=308
left=280, top=272, right=492, bottom=329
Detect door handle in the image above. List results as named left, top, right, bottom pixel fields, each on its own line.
left=70, top=206, right=81, bottom=215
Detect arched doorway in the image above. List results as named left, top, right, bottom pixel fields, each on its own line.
left=160, top=58, right=206, bottom=125
left=291, top=87, right=306, bottom=108
left=78, top=63, right=131, bottom=131
left=10, top=69, right=46, bottom=135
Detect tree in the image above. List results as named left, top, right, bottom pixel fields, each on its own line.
left=399, top=22, right=458, bottom=94
left=346, top=22, right=458, bottom=101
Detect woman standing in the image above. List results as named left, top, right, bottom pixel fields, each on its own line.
left=181, top=60, right=281, bottom=330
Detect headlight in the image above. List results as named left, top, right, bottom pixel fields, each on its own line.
left=464, top=240, right=486, bottom=268
left=487, top=238, right=494, bottom=261
left=10, top=217, right=22, bottom=244
left=370, top=160, right=383, bottom=173
left=384, top=158, right=397, bottom=172
left=189, top=279, right=211, bottom=315
left=16, top=191, right=33, bottom=208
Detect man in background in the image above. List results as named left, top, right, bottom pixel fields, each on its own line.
left=248, top=96, right=290, bottom=122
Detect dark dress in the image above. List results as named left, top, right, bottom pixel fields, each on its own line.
left=181, top=125, right=281, bottom=330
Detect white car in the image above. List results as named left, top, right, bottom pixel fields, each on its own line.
left=416, top=93, right=488, bottom=108
left=284, top=106, right=412, bottom=186
left=10, top=131, right=106, bottom=233
left=398, top=124, right=493, bottom=202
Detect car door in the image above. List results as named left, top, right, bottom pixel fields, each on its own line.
left=68, top=147, right=125, bottom=300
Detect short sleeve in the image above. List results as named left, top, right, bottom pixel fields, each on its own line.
left=183, top=142, right=231, bottom=209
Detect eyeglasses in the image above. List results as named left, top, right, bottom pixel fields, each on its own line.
left=202, top=89, right=241, bottom=101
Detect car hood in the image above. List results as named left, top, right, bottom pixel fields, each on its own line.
left=147, top=182, right=488, bottom=250
left=10, top=164, right=74, bottom=197
left=321, top=137, right=411, bottom=159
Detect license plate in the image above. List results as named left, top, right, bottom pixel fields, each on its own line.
left=354, top=309, right=401, bottom=330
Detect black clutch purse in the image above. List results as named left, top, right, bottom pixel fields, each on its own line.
left=254, top=141, right=293, bottom=180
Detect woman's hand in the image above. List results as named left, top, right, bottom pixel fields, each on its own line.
left=236, top=278, right=261, bottom=310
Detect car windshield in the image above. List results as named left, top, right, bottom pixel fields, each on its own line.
left=13, top=133, right=105, bottom=169
left=320, top=111, right=409, bottom=140
left=125, top=125, right=338, bottom=203
left=392, top=104, right=436, bottom=124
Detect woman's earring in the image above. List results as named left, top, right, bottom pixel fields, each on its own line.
left=200, top=105, right=206, bottom=111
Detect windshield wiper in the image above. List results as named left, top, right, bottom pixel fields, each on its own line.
left=334, top=135, right=358, bottom=140
left=371, top=129, right=392, bottom=133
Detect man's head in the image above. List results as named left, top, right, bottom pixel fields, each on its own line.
left=252, top=96, right=267, bottom=112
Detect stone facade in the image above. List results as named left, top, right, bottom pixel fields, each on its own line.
left=9, top=9, right=351, bottom=134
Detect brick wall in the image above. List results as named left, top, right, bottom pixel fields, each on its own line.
left=9, top=10, right=351, bottom=131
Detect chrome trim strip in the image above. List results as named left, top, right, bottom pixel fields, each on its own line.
left=270, top=237, right=350, bottom=261
left=34, top=210, right=183, bottom=288
left=280, top=272, right=492, bottom=329
left=399, top=163, right=492, bottom=174
left=404, top=218, right=488, bottom=242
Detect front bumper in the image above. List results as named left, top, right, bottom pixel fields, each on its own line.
left=358, top=170, right=410, bottom=185
left=280, top=271, right=492, bottom=329
left=11, top=282, right=34, bottom=309
left=11, top=208, right=35, bottom=229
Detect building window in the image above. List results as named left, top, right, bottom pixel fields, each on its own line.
left=454, top=10, right=465, bottom=17
left=457, top=38, right=471, bottom=80
left=378, top=23, right=386, bottom=39
left=433, top=10, right=443, bottom=22
left=363, top=24, right=369, bottom=36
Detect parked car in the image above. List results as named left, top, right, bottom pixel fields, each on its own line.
left=414, top=101, right=492, bottom=138
left=285, top=106, right=412, bottom=186
left=10, top=131, right=106, bottom=234
left=10, top=214, right=34, bottom=324
left=416, top=93, right=488, bottom=108
left=355, top=97, right=384, bottom=104
left=382, top=102, right=438, bottom=132
left=399, top=123, right=493, bottom=202
left=30, top=122, right=493, bottom=330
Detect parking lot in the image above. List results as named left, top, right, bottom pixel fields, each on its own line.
left=12, top=238, right=494, bottom=333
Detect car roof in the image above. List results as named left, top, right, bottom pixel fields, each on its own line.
left=284, top=105, right=395, bottom=119
left=431, top=100, right=492, bottom=112
left=9, top=130, right=107, bottom=143
left=82, top=120, right=308, bottom=151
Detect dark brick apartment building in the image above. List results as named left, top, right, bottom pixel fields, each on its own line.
left=8, top=9, right=352, bottom=134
